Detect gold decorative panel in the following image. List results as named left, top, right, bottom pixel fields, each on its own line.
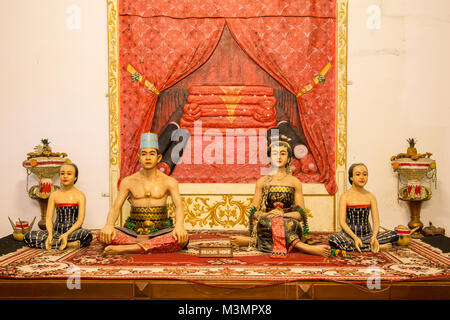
left=335, top=0, right=349, bottom=230
left=336, top=0, right=348, bottom=168
left=182, top=195, right=252, bottom=229
left=122, top=194, right=333, bottom=231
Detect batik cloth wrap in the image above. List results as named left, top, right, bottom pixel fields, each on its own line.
left=328, top=205, right=399, bottom=251
left=96, top=228, right=187, bottom=254
left=252, top=185, right=303, bottom=258
left=97, top=205, right=187, bottom=253
left=24, top=204, right=92, bottom=249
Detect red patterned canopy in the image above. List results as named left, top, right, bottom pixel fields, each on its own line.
left=119, top=0, right=336, bottom=18
left=118, top=0, right=337, bottom=194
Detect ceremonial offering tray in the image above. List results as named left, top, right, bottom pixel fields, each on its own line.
left=391, top=139, right=437, bottom=238
left=393, top=158, right=435, bottom=201
left=22, top=139, right=69, bottom=230
left=391, top=138, right=435, bottom=202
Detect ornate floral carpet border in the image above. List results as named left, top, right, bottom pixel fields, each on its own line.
left=0, top=231, right=448, bottom=283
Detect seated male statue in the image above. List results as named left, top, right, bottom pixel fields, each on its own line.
left=98, top=132, right=189, bottom=255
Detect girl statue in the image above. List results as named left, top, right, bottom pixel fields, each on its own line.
left=328, top=163, right=398, bottom=253
left=24, top=163, right=92, bottom=250
left=231, top=135, right=330, bottom=258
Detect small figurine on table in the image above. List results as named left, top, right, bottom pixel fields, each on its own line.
left=24, top=163, right=92, bottom=250
left=328, top=163, right=398, bottom=253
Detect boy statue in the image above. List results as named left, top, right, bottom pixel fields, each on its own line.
left=98, top=132, right=188, bottom=255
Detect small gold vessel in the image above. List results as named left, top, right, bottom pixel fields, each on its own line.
left=394, top=225, right=419, bottom=246
left=8, top=217, right=35, bottom=241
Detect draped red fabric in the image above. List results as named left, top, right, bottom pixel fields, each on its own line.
left=119, top=0, right=336, bottom=18
left=118, top=16, right=225, bottom=180
left=118, top=0, right=337, bottom=193
left=226, top=17, right=337, bottom=193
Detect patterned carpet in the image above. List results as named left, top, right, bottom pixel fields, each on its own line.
left=0, top=230, right=449, bottom=283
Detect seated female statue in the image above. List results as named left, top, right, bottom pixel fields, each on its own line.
left=24, top=163, right=92, bottom=250
left=328, top=163, right=398, bottom=253
left=231, top=136, right=330, bottom=258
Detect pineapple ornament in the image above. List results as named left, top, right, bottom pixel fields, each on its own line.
left=40, top=138, right=52, bottom=157
left=406, top=138, right=417, bottom=157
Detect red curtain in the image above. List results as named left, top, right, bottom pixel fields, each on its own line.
left=226, top=17, right=337, bottom=193
left=118, top=16, right=225, bottom=180
left=118, top=0, right=337, bottom=193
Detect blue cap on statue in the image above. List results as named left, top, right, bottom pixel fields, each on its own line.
left=140, top=132, right=159, bottom=150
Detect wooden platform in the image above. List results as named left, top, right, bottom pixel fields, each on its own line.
left=0, top=279, right=449, bottom=300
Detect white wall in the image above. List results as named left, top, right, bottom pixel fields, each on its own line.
left=0, top=0, right=110, bottom=237
left=348, top=0, right=450, bottom=232
left=0, top=0, right=449, bottom=237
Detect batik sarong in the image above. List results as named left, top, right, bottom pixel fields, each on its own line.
left=253, top=186, right=303, bottom=258
left=24, top=204, right=92, bottom=249
left=97, top=205, right=187, bottom=253
left=328, top=205, right=398, bottom=252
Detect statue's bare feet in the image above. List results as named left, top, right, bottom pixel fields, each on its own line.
left=296, top=243, right=331, bottom=257
left=379, top=243, right=392, bottom=252
left=104, top=244, right=144, bottom=256
left=104, top=245, right=122, bottom=256
left=230, top=236, right=251, bottom=247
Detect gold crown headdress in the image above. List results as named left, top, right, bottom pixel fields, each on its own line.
left=268, top=134, right=292, bottom=150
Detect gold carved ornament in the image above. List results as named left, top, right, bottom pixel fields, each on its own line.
left=336, top=0, right=348, bottom=168
left=167, top=195, right=253, bottom=228
left=107, top=0, right=120, bottom=168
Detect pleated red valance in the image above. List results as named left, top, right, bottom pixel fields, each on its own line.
left=119, top=0, right=336, bottom=18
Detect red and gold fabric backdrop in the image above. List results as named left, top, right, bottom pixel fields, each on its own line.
left=118, top=0, right=337, bottom=194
